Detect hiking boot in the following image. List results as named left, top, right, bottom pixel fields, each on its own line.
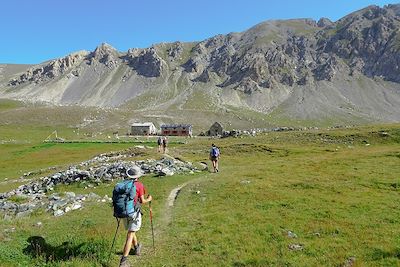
left=119, top=256, right=130, bottom=267
left=134, top=243, right=142, bottom=256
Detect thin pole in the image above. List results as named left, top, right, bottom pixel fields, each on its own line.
left=149, top=201, right=155, bottom=249
left=108, top=218, right=120, bottom=263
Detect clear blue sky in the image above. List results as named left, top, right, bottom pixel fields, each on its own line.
left=0, top=0, right=396, bottom=64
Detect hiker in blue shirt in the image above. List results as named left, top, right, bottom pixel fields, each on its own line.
left=209, top=144, right=220, bottom=173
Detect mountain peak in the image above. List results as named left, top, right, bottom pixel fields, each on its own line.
left=90, top=43, right=120, bottom=67
left=1, top=4, right=400, bottom=124
left=317, top=17, right=333, bottom=27
left=96, top=42, right=116, bottom=51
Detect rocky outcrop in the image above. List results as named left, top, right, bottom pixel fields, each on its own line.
left=87, top=43, right=120, bottom=68
left=167, top=42, right=184, bottom=59
left=317, top=4, right=400, bottom=82
left=8, top=51, right=88, bottom=85
left=179, top=5, right=400, bottom=92
left=7, top=42, right=166, bottom=88
left=124, top=47, right=165, bottom=77
left=317, top=18, right=334, bottom=28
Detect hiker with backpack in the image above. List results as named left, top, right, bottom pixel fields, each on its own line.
left=162, top=136, right=168, bottom=154
left=209, top=143, right=220, bottom=173
left=113, top=166, right=152, bottom=267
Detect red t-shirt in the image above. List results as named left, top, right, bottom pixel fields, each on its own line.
left=134, top=181, right=145, bottom=204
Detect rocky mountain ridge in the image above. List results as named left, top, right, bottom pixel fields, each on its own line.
left=1, top=4, right=400, bottom=124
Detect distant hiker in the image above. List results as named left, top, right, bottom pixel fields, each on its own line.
left=209, top=144, right=220, bottom=173
left=157, top=136, right=162, bottom=152
left=117, top=166, right=152, bottom=267
left=162, top=136, right=168, bottom=153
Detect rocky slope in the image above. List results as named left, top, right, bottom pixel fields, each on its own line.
left=1, top=4, right=400, bottom=124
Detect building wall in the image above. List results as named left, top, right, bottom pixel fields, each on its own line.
left=148, top=125, right=157, bottom=135
left=131, top=126, right=153, bottom=135
left=161, top=126, right=192, bottom=136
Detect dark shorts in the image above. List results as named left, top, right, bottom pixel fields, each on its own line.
left=211, top=156, right=218, bottom=161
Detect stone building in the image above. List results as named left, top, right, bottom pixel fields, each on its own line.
left=207, top=122, right=223, bottom=136
left=130, top=122, right=157, bottom=135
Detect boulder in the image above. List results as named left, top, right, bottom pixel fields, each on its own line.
left=53, top=209, right=64, bottom=217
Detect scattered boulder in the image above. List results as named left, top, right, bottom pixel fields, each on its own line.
left=71, top=203, right=82, bottom=211
left=287, top=231, right=298, bottom=238
left=313, top=232, right=321, bottom=237
left=342, top=256, right=356, bottom=267
left=199, top=162, right=208, bottom=171
left=378, top=131, right=389, bottom=137
left=288, top=244, right=304, bottom=251
left=53, top=209, right=64, bottom=217
left=157, top=168, right=175, bottom=177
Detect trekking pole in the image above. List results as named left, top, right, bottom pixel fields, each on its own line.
left=149, top=201, right=155, bottom=250
left=108, top=218, right=120, bottom=264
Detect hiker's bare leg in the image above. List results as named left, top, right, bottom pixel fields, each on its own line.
left=215, top=159, right=219, bottom=171
left=123, top=231, right=136, bottom=257
left=131, top=232, right=138, bottom=247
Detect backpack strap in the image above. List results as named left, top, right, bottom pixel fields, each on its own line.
left=130, top=180, right=142, bottom=214
left=128, top=180, right=135, bottom=200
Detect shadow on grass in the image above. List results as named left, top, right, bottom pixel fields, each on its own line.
left=370, top=247, right=400, bottom=261
left=23, top=236, right=109, bottom=265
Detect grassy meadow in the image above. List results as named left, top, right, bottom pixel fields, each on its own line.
left=0, top=123, right=399, bottom=266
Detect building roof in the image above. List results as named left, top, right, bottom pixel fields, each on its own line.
left=211, top=122, right=223, bottom=128
left=161, top=124, right=192, bottom=128
left=131, top=122, right=155, bottom=127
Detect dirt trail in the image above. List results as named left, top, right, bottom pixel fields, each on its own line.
left=150, top=174, right=209, bottom=244
left=166, top=182, right=189, bottom=207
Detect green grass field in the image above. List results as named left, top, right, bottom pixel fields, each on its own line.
left=0, top=124, right=399, bottom=266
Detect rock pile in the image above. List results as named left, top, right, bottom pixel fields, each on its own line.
left=221, top=127, right=294, bottom=138
left=0, top=151, right=200, bottom=218
left=218, top=125, right=354, bottom=139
